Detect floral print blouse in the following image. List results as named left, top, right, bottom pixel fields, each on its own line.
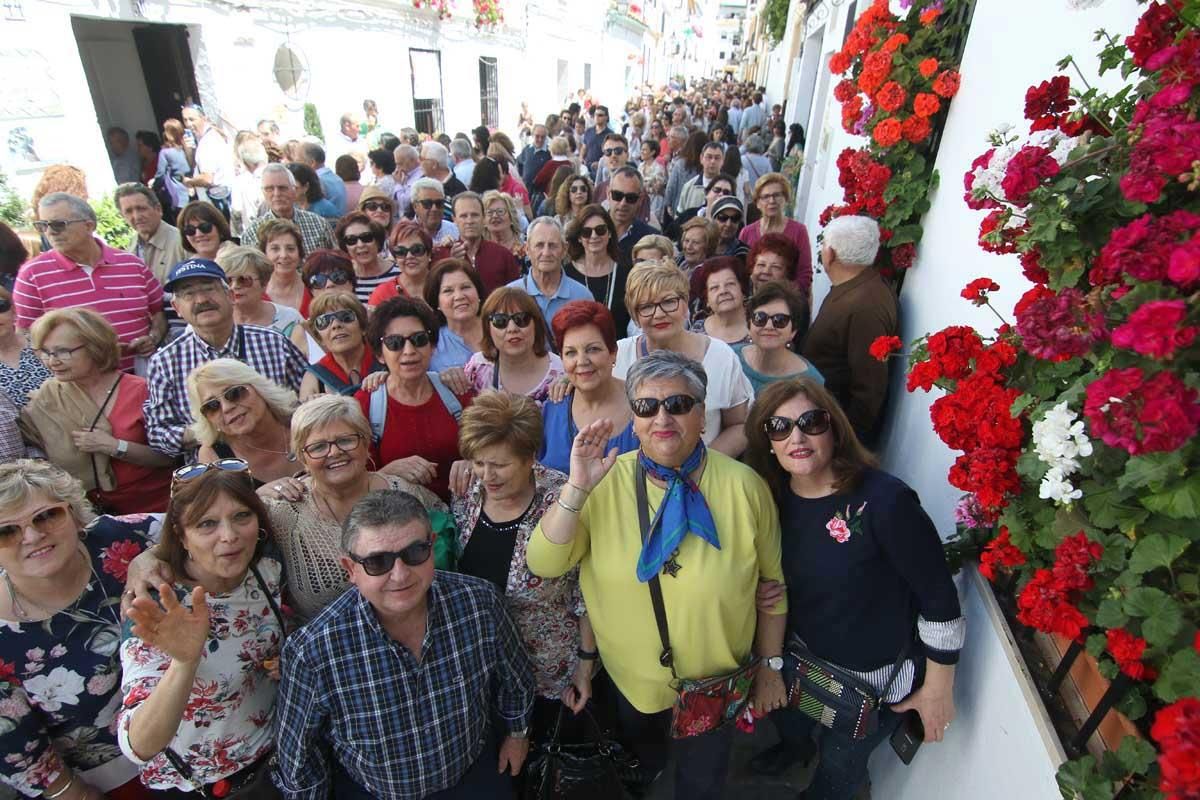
left=463, top=351, right=564, bottom=404
left=451, top=462, right=583, bottom=698
left=0, top=515, right=154, bottom=798
left=116, top=558, right=285, bottom=791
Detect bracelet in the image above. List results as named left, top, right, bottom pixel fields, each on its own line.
left=556, top=497, right=583, bottom=515
left=44, top=774, right=75, bottom=800
left=577, top=647, right=599, bottom=661
left=566, top=482, right=590, bottom=497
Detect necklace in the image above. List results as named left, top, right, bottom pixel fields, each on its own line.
left=3, top=546, right=95, bottom=622
left=239, top=434, right=297, bottom=462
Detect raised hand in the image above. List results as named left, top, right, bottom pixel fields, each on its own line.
left=128, top=584, right=211, bottom=666
left=568, top=419, right=619, bottom=493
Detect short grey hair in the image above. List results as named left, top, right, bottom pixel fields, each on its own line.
left=526, top=215, right=564, bottom=243
left=38, top=193, right=96, bottom=223
left=420, top=141, right=449, bottom=169
left=411, top=176, right=445, bottom=198
left=289, top=394, right=372, bottom=460
left=342, top=490, right=432, bottom=553
left=0, top=459, right=96, bottom=530
left=114, top=183, right=159, bottom=210
left=394, top=143, right=419, bottom=164
left=238, top=140, right=268, bottom=170
left=261, top=162, right=296, bottom=188
left=450, top=138, right=472, bottom=161
left=745, top=134, right=766, bottom=154
left=824, top=215, right=881, bottom=267
left=624, top=350, right=708, bottom=406
left=668, top=125, right=689, bottom=140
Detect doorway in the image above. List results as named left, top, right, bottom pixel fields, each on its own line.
left=409, top=48, right=445, bottom=135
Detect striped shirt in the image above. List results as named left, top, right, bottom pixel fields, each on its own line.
left=143, top=323, right=307, bottom=455
left=354, top=264, right=399, bottom=306
left=14, top=239, right=164, bottom=371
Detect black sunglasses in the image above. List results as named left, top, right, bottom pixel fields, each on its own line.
left=631, top=394, right=699, bottom=418
left=0, top=298, right=10, bottom=314
left=610, top=190, right=641, bottom=205
left=751, top=311, right=793, bottom=329
left=33, top=219, right=87, bottom=234
left=362, top=200, right=393, bottom=213
left=199, top=385, right=251, bottom=416
left=763, top=409, right=832, bottom=441
left=715, top=213, right=742, bottom=224
left=171, top=458, right=253, bottom=488
left=380, top=331, right=432, bottom=351
left=183, top=221, right=216, bottom=237
left=391, top=244, right=428, bottom=259
left=603, top=147, right=627, bottom=156
left=314, top=309, right=358, bottom=330
left=709, top=187, right=732, bottom=196
left=414, top=198, right=445, bottom=210
left=489, top=311, right=534, bottom=329
left=349, top=536, right=434, bottom=576
left=579, top=224, right=609, bottom=239
left=342, top=232, right=377, bottom=246
left=308, top=269, right=353, bottom=290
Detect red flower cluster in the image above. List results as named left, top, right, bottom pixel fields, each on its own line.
left=1016, top=569, right=1090, bottom=641
left=919, top=57, right=939, bottom=78
left=1024, top=76, right=1075, bottom=132
left=869, top=335, right=903, bottom=361
left=932, top=70, right=961, bottom=98
left=978, top=209, right=1025, bottom=254
left=902, top=115, right=932, bottom=143
left=834, top=79, right=858, bottom=103
left=932, top=372, right=1023, bottom=452
left=925, top=325, right=984, bottom=379
left=1001, top=145, right=1061, bottom=205
left=1051, top=532, right=1104, bottom=593
left=1150, top=697, right=1200, bottom=800
left=979, top=527, right=1026, bottom=582
left=872, top=117, right=902, bottom=147
left=1014, top=286, right=1106, bottom=361
left=1125, top=0, right=1185, bottom=68
left=949, top=447, right=1022, bottom=511
left=1121, top=105, right=1200, bottom=204
left=907, top=360, right=941, bottom=392
left=1019, top=250, right=1049, bottom=284
left=860, top=50, right=895, bottom=95
left=876, top=81, right=907, bottom=112
left=1111, top=299, right=1198, bottom=358
left=961, top=278, right=999, bottom=305
left=821, top=148, right=892, bottom=224
left=1084, top=367, right=1200, bottom=455
left=1092, top=210, right=1200, bottom=288
left=913, top=93, right=941, bottom=118
left=1105, top=628, right=1156, bottom=681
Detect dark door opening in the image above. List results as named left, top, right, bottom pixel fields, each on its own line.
left=132, top=24, right=200, bottom=128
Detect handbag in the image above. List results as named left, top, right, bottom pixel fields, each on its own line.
left=634, top=462, right=758, bottom=740
left=783, top=633, right=911, bottom=741
left=522, top=705, right=640, bottom=800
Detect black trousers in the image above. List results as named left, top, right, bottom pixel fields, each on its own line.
left=330, top=728, right=514, bottom=800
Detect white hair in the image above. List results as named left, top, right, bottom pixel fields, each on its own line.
left=411, top=176, right=445, bottom=198
left=823, top=215, right=881, bottom=267
left=394, top=144, right=419, bottom=164
left=238, top=140, right=268, bottom=170
left=38, top=193, right=95, bottom=222
left=527, top=215, right=565, bottom=243
left=260, top=162, right=296, bottom=188
left=450, top=138, right=473, bottom=160
left=420, top=141, right=449, bottom=169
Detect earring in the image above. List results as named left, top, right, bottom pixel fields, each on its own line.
left=257, top=527, right=268, bottom=544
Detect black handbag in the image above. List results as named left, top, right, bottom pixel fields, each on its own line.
left=522, top=706, right=640, bottom=800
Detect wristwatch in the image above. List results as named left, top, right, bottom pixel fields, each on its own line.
left=763, top=655, right=784, bottom=672
left=508, top=728, right=530, bottom=740
left=114, top=439, right=129, bottom=458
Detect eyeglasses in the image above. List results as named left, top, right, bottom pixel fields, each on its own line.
left=229, top=274, right=258, bottom=289
left=486, top=208, right=509, bottom=219
left=0, top=504, right=71, bottom=542
left=341, top=233, right=376, bottom=246
left=380, top=331, right=432, bottom=351
left=362, top=201, right=393, bottom=213
left=391, top=243, right=428, bottom=259
left=173, top=282, right=225, bottom=301
left=199, top=384, right=251, bottom=417
left=33, top=219, right=87, bottom=234
left=709, top=187, right=732, bottom=196
left=308, top=269, right=353, bottom=290
left=758, top=192, right=785, bottom=203
left=314, top=309, right=358, bottom=331
left=634, top=295, right=683, bottom=319
left=603, top=147, right=627, bottom=156
left=489, top=311, right=535, bottom=329
left=569, top=185, right=590, bottom=194
left=579, top=224, right=610, bottom=239
left=36, top=344, right=87, bottom=363
left=715, top=213, right=742, bottom=224
left=751, top=311, right=793, bottom=329
left=763, top=409, right=832, bottom=441
left=171, top=458, right=253, bottom=490
left=631, top=394, right=699, bottom=418
left=301, top=432, right=364, bottom=459
left=348, top=536, right=434, bottom=576
left=182, top=221, right=216, bottom=237
left=414, top=198, right=445, bottom=210
left=610, top=190, right=641, bottom=205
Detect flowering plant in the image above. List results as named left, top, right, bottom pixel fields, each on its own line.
left=412, top=0, right=453, bottom=20
left=472, top=0, right=503, bottom=27
left=821, top=0, right=966, bottom=278
left=891, top=3, right=1199, bottom=796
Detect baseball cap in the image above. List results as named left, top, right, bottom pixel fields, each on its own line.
left=164, top=258, right=227, bottom=292
left=710, top=196, right=744, bottom=219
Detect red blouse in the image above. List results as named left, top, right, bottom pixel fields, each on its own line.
left=100, top=375, right=171, bottom=514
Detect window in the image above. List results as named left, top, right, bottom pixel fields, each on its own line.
left=479, top=56, right=499, bottom=128
left=409, top=48, right=444, bottom=134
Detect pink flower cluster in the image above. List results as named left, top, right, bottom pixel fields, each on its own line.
left=1091, top=211, right=1200, bottom=289
left=1083, top=367, right=1200, bottom=455
left=1111, top=300, right=1198, bottom=358
left=1014, top=286, right=1106, bottom=362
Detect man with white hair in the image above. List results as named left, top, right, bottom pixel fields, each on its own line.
left=419, top=141, right=467, bottom=199
left=411, top=178, right=460, bottom=246
left=391, top=143, right=423, bottom=222
left=242, top=163, right=335, bottom=254
left=450, top=137, right=476, bottom=187
left=802, top=215, right=898, bottom=446
left=506, top=217, right=592, bottom=327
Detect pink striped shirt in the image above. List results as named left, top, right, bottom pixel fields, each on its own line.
left=14, top=238, right=164, bottom=371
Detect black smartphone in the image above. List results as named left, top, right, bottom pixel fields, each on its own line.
left=890, top=710, right=924, bottom=765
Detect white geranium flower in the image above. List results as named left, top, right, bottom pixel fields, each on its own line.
left=1033, top=401, right=1093, bottom=474
left=1040, top=467, right=1083, bottom=504
left=22, top=667, right=85, bottom=712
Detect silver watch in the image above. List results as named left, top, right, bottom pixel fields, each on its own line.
left=508, top=728, right=529, bottom=739
left=115, top=439, right=129, bottom=457
left=763, top=656, right=784, bottom=672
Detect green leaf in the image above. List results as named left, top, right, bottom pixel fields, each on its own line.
left=1098, top=658, right=1118, bottom=680
left=1095, top=597, right=1128, bottom=629
left=1143, top=605, right=1183, bottom=648
left=1128, top=534, right=1192, bottom=574
left=1115, top=687, right=1147, bottom=723
left=1056, top=756, right=1114, bottom=800
left=1114, top=734, right=1156, bottom=774
left=1118, top=451, right=1186, bottom=491
left=889, top=224, right=925, bottom=246
left=1140, top=473, right=1200, bottom=519
left=1154, top=649, right=1200, bottom=702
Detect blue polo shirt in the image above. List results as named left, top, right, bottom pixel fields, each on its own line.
left=507, top=270, right=593, bottom=334
left=317, top=166, right=347, bottom=216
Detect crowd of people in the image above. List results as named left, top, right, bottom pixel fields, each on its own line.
left=0, top=78, right=962, bottom=800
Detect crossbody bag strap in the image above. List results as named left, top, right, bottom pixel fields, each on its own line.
left=249, top=563, right=287, bottom=635
left=88, top=373, right=124, bottom=492
left=635, top=461, right=677, bottom=679
left=877, top=636, right=913, bottom=703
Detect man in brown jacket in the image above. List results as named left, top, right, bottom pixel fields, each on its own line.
left=802, top=215, right=897, bottom=446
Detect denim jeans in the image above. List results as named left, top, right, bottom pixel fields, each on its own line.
left=772, top=706, right=902, bottom=799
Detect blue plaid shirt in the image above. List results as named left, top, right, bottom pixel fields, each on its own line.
left=143, top=323, right=307, bottom=455
left=273, top=571, right=535, bottom=800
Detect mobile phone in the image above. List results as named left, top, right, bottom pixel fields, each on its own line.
left=890, top=710, right=924, bottom=765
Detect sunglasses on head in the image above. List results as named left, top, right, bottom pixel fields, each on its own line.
left=380, top=331, right=432, bottom=351
left=349, top=536, right=434, bottom=576
left=715, top=213, right=742, bottom=224
left=171, top=458, right=253, bottom=490
left=631, top=394, right=699, bottom=418
left=362, top=200, right=392, bottom=213
left=763, top=409, right=832, bottom=441
left=342, top=232, right=377, bottom=247
left=415, top=198, right=445, bottom=210
left=200, top=385, right=251, bottom=417
left=183, top=221, right=216, bottom=237
left=391, top=244, right=428, bottom=259
left=751, top=311, right=793, bottom=329
left=314, top=309, right=358, bottom=330
left=308, top=269, right=353, bottom=290
left=0, top=504, right=70, bottom=542
left=579, top=224, right=609, bottom=239
left=610, top=190, right=641, bottom=205
left=489, top=311, right=534, bottom=329
left=33, top=219, right=87, bottom=234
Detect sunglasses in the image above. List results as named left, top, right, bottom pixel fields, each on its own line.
left=314, top=309, right=358, bottom=331
left=751, top=311, right=793, bottom=329
left=634, top=295, right=683, bottom=319
left=199, top=385, right=251, bottom=417
left=631, top=394, right=699, bottom=418
left=610, top=190, right=641, bottom=205
left=391, top=244, right=428, bottom=259
left=603, top=147, right=627, bottom=156
left=348, top=536, right=434, bottom=576
left=171, top=458, right=253, bottom=488
left=569, top=185, right=590, bottom=194
left=414, top=198, right=445, bottom=210
left=301, top=433, right=364, bottom=459
left=0, top=504, right=70, bottom=542
left=579, top=224, right=609, bottom=239
left=362, top=200, right=393, bottom=213
left=183, top=221, right=216, bottom=237
left=380, top=331, right=432, bottom=351
left=342, top=233, right=377, bottom=246
left=308, top=269, right=353, bottom=290
left=33, top=219, right=87, bottom=234
left=709, top=187, right=732, bottom=196
left=489, top=311, right=534, bottom=329
left=229, top=274, right=259, bottom=289
left=763, top=409, right=832, bottom=441
left=715, top=213, right=742, bottom=224
left=0, top=298, right=11, bottom=314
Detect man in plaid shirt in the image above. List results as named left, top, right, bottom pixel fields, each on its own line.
left=143, top=258, right=307, bottom=455
left=274, top=491, right=535, bottom=800
left=240, top=163, right=334, bottom=254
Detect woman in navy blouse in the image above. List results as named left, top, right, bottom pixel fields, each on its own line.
left=744, top=378, right=964, bottom=799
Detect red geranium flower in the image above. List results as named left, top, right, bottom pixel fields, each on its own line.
left=1150, top=696, right=1200, bottom=800
left=1084, top=366, right=1200, bottom=455
left=948, top=447, right=1021, bottom=511
left=869, top=335, right=903, bottom=361
left=1016, top=569, right=1090, bottom=641
left=932, top=70, right=961, bottom=98
left=919, top=6, right=941, bottom=25
left=872, top=117, right=902, bottom=147
left=978, top=209, right=1024, bottom=254
left=1024, top=75, right=1074, bottom=132
left=1015, top=286, right=1105, bottom=361
left=1019, top=250, right=1049, bottom=284
left=1111, top=299, right=1199, bottom=358
left=1105, top=628, right=1156, bottom=681
left=913, top=93, right=941, bottom=118
left=925, top=325, right=984, bottom=379
left=1091, top=210, right=1200, bottom=287
left=961, top=278, right=1000, bottom=305
left=902, top=115, right=932, bottom=143
left=906, top=360, right=941, bottom=392
left=830, top=51, right=853, bottom=74
left=919, top=57, right=939, bottom=78
left=1126, top=0, right=1186, bottom=68
left=834, top=79, right=858, bottom=103
left=875, top=81, right=907, bottom=112
left=1052, top=532, right=1103, bottom=593
left=1170, top=232, right=1200, bottom=288
left=881, top=33, right=910, bottom=53
left=1001, top=145, right=1060, bottom=205
left=979, top=527, right=1026, bottom=582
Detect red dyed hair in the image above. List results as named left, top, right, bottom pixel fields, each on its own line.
left=388, top=219, right=433, bottom=252
left=301, top=249, right=356, bottom=290
left=551, top=300, right=618, bottom=353
left=747, top=233, right=799, bottom=280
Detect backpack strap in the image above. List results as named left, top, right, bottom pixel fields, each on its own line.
left=427, top=371, right=463, bottom=421
left=305, top=362, right=351, bottom=395
left=368, top=383, right=388, bottom=444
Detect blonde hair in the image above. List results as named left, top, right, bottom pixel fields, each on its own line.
left=680, top=217, right=718, bottom=255
left=305, top=292, right=369, bottom=341
left=29, top=308, right=120, bottom=372
left=624, top=261, right=689, bottom=318
left=457, top=390, right=543, bottom=463
left=752, top=172, right=792, bottom=205
left=289, top=394, right=372, bottom=458
left=217, top=245, right=273, bottom=284
left=0, top=459, right=96, bottom=529
left=549, top=136, right=571, bottom=157
left=186, top=358, right=299, bottom=447
left=632, top=234, right=675, bottom=262
left=482, top=190, right=521, bottom=240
